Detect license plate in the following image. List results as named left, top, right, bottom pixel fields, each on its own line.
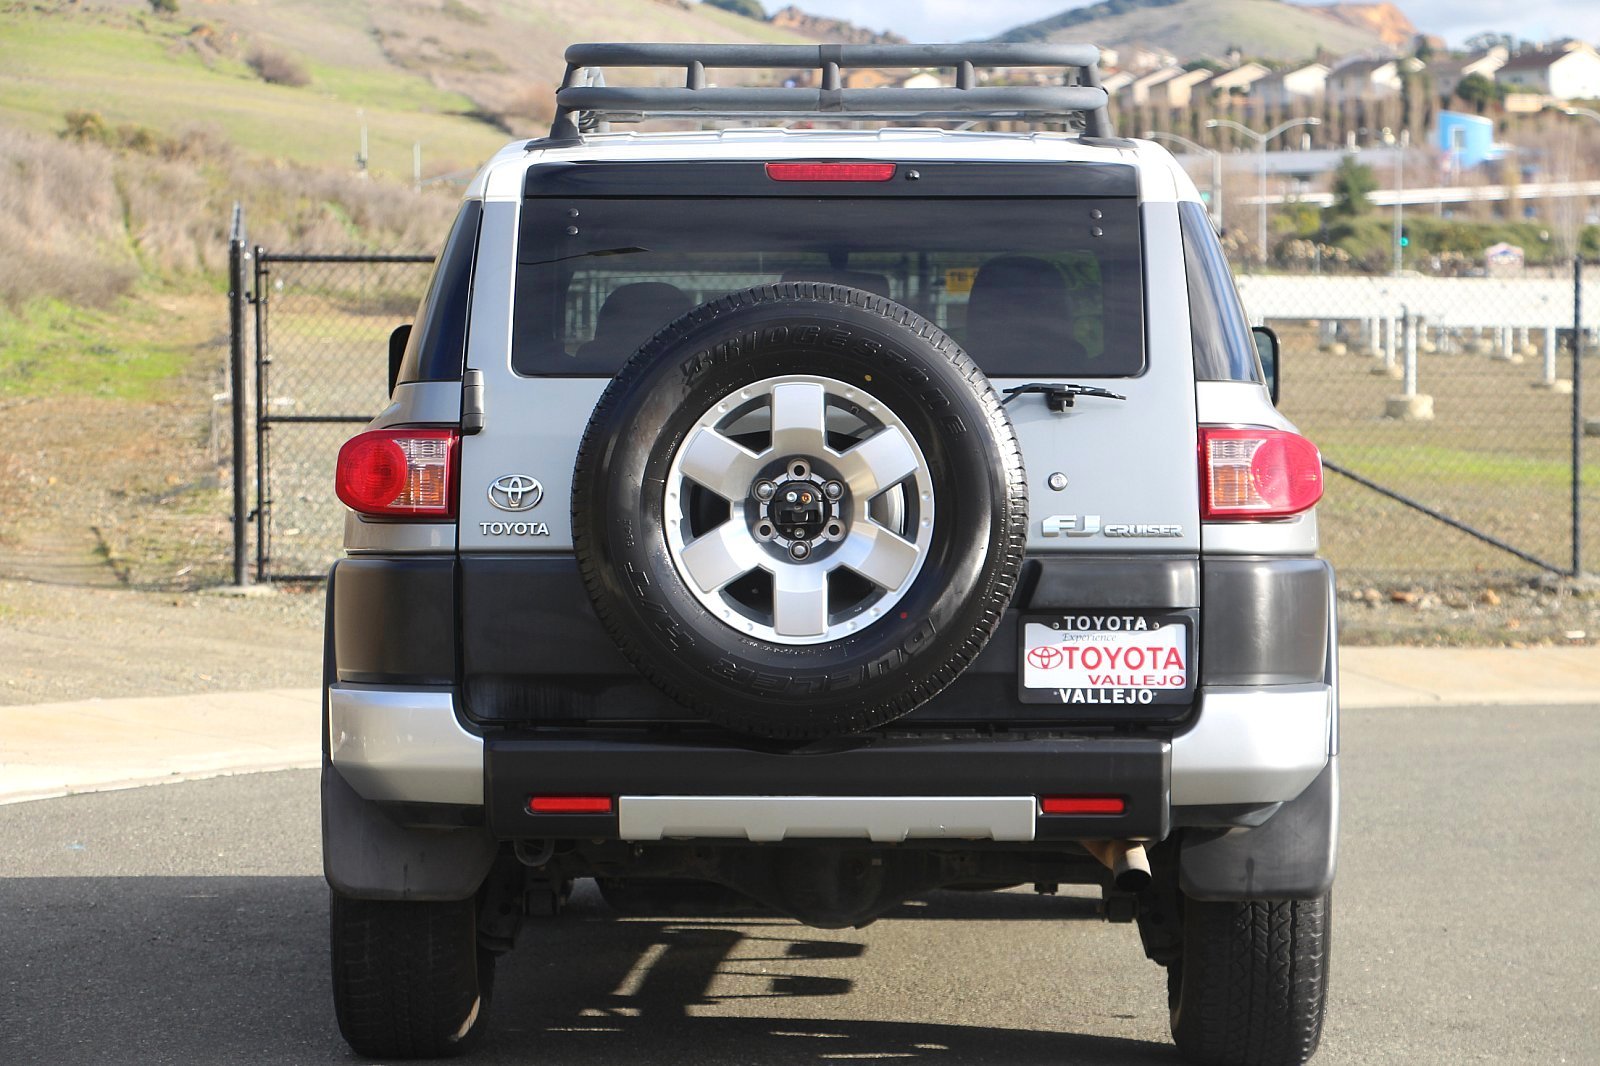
left=1019, top=612, right=1194, bottom=706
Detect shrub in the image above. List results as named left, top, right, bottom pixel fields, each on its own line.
left=62, top=109, right=110, bottom=144
left=245, top=46, right=310, bottom=88
left=148, top=0, right=180, bottom=14
left=704, top=0, right=766, bottom=19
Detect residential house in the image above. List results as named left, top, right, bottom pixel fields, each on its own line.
left=1326, top=57, right=1402, bottom=102
left=1148, top=67, right=1216, bottom=109
left=1250, top=63, right=1330, bottom=108
left=1118, top=42, right=1178, bottom=73
left=1431, top=46, right=1507, bottom=100
left=1100, top=69, right=1137, bottom=96
left=1497, top=42, right=1600, bottom=101
left=896, top=71, right=946, bottom=90
left=1123, top=66, right=1184, bottom=106
left=1206, top=62, right=1271, bottom=97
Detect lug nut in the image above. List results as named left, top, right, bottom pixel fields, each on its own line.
left=754, top=481, right=775, bottom=501
left=824, top=481, right=843, bottom=499
left=790, top=542, right=810, bottom=560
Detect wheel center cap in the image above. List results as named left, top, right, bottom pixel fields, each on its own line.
left=769, top=480, right=828, bottom=540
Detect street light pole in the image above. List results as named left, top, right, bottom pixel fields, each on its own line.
left=1207, top=117, right=1321, bottom=266
left=1144, top=130, right=1223, bottom=233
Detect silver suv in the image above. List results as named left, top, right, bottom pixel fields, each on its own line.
left=323, top=43, right=1337, bottom=1065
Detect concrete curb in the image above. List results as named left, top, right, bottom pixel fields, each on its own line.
left=3, top=646, right=1597, bottom=804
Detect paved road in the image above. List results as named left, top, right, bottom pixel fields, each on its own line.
left=3, top=704, right=1597, bottom=1065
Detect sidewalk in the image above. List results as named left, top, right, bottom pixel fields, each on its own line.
left=4, top=646, right=1599, bottom=804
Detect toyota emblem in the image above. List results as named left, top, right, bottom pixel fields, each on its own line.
left=488, top=475, right=543, bottom=512
left=1026, top=646, right=1064, bottom=671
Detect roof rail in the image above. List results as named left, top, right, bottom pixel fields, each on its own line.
left=549, top=43, right=1113, bottom=140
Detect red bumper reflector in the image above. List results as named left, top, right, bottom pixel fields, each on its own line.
left=527, top=795, right=613, bottom=814
left=1041, top=796, right=1125, bottom=815
left=766, top=162, right=896, bottom=182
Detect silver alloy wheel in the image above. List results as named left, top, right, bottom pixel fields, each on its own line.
left=663, top=374, right=934, bottom=645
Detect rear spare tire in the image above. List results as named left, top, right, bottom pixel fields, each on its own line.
left=573, top=283, right=1026, bottom=738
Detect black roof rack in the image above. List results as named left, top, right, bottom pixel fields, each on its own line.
left=549, top=43, right=1113, bottom=140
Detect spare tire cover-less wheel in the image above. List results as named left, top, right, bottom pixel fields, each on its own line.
left=573, top=284, right=1027, bottom=739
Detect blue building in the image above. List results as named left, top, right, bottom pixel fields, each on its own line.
left=1435, top=110, right=1503, bottom=169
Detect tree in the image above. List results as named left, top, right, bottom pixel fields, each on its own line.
left=1455, top=72, right=1503, bottom=114
left=1329, top=157, right=1377, bottom=217
left=704, top=0, right=766, bottom=18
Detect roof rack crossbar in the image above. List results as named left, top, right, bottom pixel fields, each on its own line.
left=549, top=43, right=1113, bottom=140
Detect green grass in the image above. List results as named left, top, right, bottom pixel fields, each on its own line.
left=0, top=11, right=506, bottom=180
left=0, top=297, right=193, bottom=400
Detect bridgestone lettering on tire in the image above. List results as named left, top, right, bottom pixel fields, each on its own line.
left=573, top=283, right=1027, bottom=738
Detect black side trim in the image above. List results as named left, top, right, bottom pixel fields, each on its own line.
left=486, top=733, right=1170, bottom=841
left=332, top=557, right=456, bottom=685
left=1200, top=557, right=1330, bottom=686
left=1178, top=758, right=1338, bottom=901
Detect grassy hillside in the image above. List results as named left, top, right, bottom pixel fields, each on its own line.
left=993, top=0, right=1387, bottom=61
left=0, top=0, right=818, bottom=400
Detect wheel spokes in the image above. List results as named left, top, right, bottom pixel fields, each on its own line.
left=678, top=427, right=762, bottom=500
left=837, top=524, right=920, bottom=591
left=678, top=522, right=762, bottom=593
left=768, top=381, right=829, bottom=458
left=771, top=563, right=829, bottom=637
left=835, top=427, right=919, bottom=499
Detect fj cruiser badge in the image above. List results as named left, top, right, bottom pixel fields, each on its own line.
left=1042, top=514, right=1183, bottom=538
left=488, top=474, right=543, bottom=512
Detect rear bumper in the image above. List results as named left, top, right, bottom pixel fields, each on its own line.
left=327, top=679, right=1333, bottom=838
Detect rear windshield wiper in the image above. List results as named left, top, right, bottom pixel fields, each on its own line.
left=1000, top=382, right=1127, bottom=413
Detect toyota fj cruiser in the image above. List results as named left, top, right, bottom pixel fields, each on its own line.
left=323, top=43, right=1337, bottom=1065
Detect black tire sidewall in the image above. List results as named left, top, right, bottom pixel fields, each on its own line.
left=574, top=286, right=1024, bottom=737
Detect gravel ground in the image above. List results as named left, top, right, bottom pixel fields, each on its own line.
left=4, top=320, right=1599, bottom=708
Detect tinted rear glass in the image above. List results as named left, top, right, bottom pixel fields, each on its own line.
left=1180, top=201, right=1263, bottom=384
left=512, top=196, right=1144, bottom=378
left=396, top=199, right=481, bottom=384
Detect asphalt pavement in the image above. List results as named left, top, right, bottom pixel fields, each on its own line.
left=2, top=702, right=1597, bottom=1065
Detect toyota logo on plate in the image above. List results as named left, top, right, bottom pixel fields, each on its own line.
left=1026, top=646, right=1064, bottom=671
left=488, top=475, right=543, bottom=512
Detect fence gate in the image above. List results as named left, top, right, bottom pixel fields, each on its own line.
left=249, top=250, right=435, bottom=580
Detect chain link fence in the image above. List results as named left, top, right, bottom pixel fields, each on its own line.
left=249, top=251, right=434, bottom=580
left=225, top=211, right=1599, bottom=592
left=1247, top=260, right=1600, bottom=584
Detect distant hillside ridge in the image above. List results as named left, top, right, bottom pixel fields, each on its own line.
left=1314, top=3, right=1417, bottom=48
left=991, top=0, right=1395, bottom=61
left=767, top=5, right=908, bottom=45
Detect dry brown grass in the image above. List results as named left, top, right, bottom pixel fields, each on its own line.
left=0, top=125, right=456, bottom=310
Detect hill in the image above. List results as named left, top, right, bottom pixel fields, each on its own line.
left=991, top=0, right=1396, bottom=61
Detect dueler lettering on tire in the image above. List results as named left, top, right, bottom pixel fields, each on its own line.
left=572, top=283, right=1027, bottom=739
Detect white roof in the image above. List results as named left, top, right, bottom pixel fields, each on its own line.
left=468, top=127, right=1197, bottom=205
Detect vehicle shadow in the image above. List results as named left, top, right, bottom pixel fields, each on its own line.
left=0, top=876, right=1176, bottom=1065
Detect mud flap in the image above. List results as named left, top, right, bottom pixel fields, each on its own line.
left=322, top=761, right=498, bottom=901
left=1178, top=757, right=1338, bottom=901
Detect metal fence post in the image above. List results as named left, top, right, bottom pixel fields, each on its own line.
left=227, top=204, right=250, bottom=588
left=1574, top=256, right=1584, bottom=577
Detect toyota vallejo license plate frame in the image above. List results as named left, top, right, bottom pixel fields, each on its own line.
left=1018, top=610, right=1197, bottom=707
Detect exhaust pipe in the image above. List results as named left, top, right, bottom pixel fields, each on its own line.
left=1083, top=840, right=1152, bottom=892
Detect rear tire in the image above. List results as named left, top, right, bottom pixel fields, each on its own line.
left=330, top=892, right=494, bottom=1059
left=1168, top=894, right=1330, bottom=1066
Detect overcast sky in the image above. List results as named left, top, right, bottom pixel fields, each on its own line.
left=763, top=0, right=1600, bottom=49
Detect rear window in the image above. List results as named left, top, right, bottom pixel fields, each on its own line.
left=1180, top=201, right=1263, bottom=384
left=512, top=195, right=1144, bottom=378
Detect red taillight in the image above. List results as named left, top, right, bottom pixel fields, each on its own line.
left=1041, top=796, right=1126, bottom=815
left=1200, top=427, right=1323, bottom=521
left=765, top=162, right=897, bottom=182
left=335, top=428, right=458, bottom=518
left=527, top=795, right=613, bottom=814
